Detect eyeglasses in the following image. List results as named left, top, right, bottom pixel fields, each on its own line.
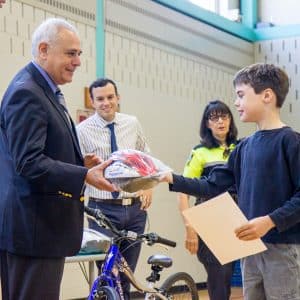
left=208, top=114, right=230, bottom=123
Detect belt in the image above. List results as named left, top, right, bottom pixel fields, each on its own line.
left=89, top=197, right=140, bottom=206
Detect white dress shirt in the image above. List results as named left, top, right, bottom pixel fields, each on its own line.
left=76, top=112, right=150, bottom=199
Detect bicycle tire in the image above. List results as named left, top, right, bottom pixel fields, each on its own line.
left=160, top=272, right=199, bottom=300
left=92, top=286, right=120, bottom=300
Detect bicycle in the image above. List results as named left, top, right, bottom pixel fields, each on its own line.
left=84, top=206, right=199, bottom=300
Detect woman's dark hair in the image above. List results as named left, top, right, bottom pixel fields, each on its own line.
left=200, top=100, right=238, bottom=148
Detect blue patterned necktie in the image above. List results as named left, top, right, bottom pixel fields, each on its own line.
left=55, top=89, right=68, bottom=111
left=55, top=89, right=72, bottom=126
left=107, top=123, right=119, bottom=199
left=55, top=89, right=77, bottom=143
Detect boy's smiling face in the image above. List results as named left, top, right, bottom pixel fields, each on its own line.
left=234, top=83, right=266, bottom=123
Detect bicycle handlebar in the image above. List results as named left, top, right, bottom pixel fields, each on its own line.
left=84, top=205, right=120, bottom=235
left=84, top=206, right=176, bottom=248
left=144, top=232, right=177, bottom=248
left=84, top=205, right=103, bottom=219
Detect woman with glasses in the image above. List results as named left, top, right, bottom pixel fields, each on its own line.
left=178, top=100, right=238, bottom=300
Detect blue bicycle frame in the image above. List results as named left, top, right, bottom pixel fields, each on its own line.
left=88, top=244, right=124, bottom=300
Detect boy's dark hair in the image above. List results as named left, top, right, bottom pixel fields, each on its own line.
left=233, top=63, right=289, bottom=108
left=89, top=78, right=119, bottom=99
left=200, top=100, right=238, bottom=148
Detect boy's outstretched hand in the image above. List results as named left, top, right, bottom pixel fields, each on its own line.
left=159, top=172, right=173, bottom=184
left=235, top=216, right=275, bottom=241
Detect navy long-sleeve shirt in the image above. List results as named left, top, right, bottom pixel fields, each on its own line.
left=171, top=127, right=300, bottom=244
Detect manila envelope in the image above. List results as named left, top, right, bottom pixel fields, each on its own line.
left=182, top=192, right=267, bottom=264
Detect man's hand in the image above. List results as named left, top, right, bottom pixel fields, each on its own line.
left=84, top=153, right=103, bottom=169
left=235, top=216, right=275, bottom=241
left=137, top=189, right=153, bottom=210
left=85, top=160, right=116, bottom=192
left=0, top=0, right=6, bottom=8
left=159, top=172, right=173, bottom=183
left=185, top=225, right=198, bottom=254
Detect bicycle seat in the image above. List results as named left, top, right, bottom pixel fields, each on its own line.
left=147, top=254, right=173, bottom=268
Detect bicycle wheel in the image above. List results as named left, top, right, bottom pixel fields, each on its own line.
left=160, top=272, right=199, bottom=300
left=93, top=286, right=120, bottom=300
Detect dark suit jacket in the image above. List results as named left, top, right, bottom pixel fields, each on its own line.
left=0, top=62, right=88, bottom=257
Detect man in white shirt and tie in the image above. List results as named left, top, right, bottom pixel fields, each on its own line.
left=76, top=78, right=152, bottom=300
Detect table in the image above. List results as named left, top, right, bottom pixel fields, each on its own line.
left=65, top=253, right=106, bottom=290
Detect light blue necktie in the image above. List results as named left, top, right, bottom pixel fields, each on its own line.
left=107, top=123, right=119, bottom=199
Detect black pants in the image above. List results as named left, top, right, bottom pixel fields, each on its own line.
left=197, top=238, right=234, bottom=300
left=0, top=250, right=65, bottom=300
left=88, top=199, right=147, bottom=300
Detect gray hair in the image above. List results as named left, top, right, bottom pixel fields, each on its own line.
left=31, top=18, right=79, bottom=58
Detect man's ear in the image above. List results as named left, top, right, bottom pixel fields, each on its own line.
left=263, top=88, right=274, bottom=104
left=39, top=42, right=48, bottom=59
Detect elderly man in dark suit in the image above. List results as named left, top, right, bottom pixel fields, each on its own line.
left=0, top=18, right=115, bottom=299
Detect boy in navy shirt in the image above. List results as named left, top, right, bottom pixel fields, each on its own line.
left=162, top=63, right=300, bottom=300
